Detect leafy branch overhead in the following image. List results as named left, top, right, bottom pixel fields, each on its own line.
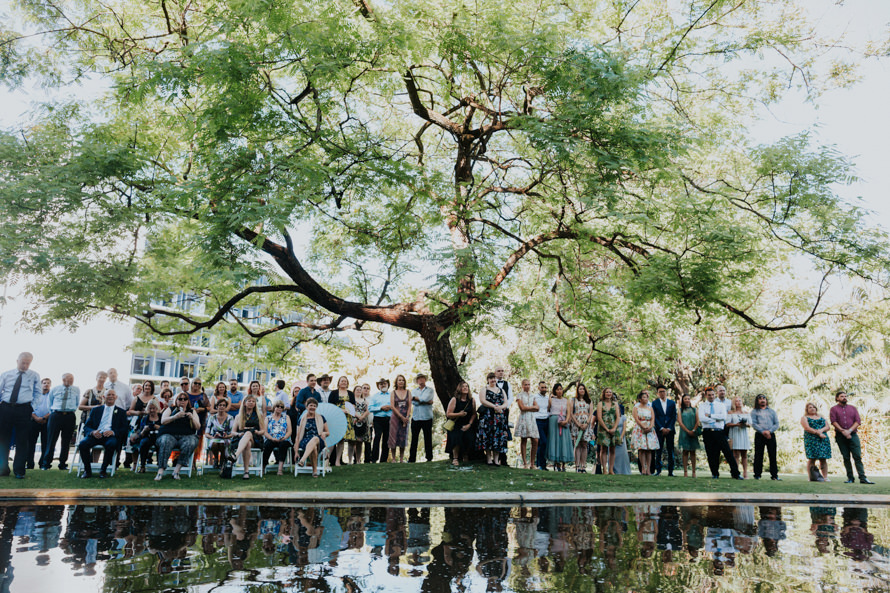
left=0, top=0, right=887, bottom=402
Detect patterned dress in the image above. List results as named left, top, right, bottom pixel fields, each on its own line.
left=727, top=412, right=751, bottom=450
left=476, top=388, right=509, bottom=453
left=331, top=390, right=355, bottom=442
left=804, top=417, right=832, bottom=460
left=632, top=405, right=660, bottom=450
left=598, top=403, right=618, bottom=447
left=352, top=398, right=371, bottom=443
left=570, top=399, right=595, bottom=444
left=388, top=392, right=410, bottom=448
left=513, top=391, right=539, bottom=439
left=266, top=414, right=289, bottom=441
left=299, top=415, right=326, bottom=451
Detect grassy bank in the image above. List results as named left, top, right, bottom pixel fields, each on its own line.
left=0, top=461, right=886, bottom=495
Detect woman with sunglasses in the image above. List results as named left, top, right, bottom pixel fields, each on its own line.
left=155, top=393, right=200, bottom=480
left=263, top=401, right=292, bottom=475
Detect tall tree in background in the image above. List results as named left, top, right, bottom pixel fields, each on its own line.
left=1, top=0, right=887, bottom=405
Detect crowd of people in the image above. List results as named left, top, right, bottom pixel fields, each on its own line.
left=0, top=351, right=875, bottom=483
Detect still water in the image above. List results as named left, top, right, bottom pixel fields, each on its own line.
left=0, top=502, right=887, bottom=592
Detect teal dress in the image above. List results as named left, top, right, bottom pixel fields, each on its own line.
left=678, top=408, right=700, bottom=451
left=804, top=417, right=832, bottom=460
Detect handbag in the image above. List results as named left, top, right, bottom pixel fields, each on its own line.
left=353, top=420, right=368, bottom=439
left=443, top=419, right=456, bottom=432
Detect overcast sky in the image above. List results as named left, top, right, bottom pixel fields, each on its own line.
left=0, top=0, right=888, bottom=386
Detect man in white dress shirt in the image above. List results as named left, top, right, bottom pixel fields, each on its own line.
left=105, top=368, right=133, bottom=412
left=698, top=387, right=741, bottom=479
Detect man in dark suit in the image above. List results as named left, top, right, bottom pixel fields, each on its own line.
left=652, top=384, right=676, bottom=476
left=77, top=390, right=129, bottom=478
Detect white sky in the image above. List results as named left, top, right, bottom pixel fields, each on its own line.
left=0, top=0, right=888, bottom=386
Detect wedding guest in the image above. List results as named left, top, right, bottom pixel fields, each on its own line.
left=597, top=388, right=620, bottom=475
left=801, top=402, right=831, bottom=482
left=533, top=381, right=549, bottom=470
left=351, top=383, right=371, bottom=464
left=227, top=379, right=244, bottom=416
left=445, top=381, right=476, bottom=466
left=295, top=398, right=328, bottom=477
left=128, top=380, right=156, bottom=417
left=546, top=383, right=572, bottom=472
left=569, top=383, right=594, bottom=473
left=78, top=371, right=107, bottom=435
left=77, top=389, right=129, bottom=479
left=632, top=391, right=659, bottom=475
left=652, top=385, right=676, bottom=476
left=104, top=368, right=132, bottom=412
left=409, top=373, right=435, bottom=463
left=131, top=399, right=163, bottom=472
left=726, top=396, right=751, bottom=479
left=44, top=373, right=80, bottom=472
left=293, top=374, right=318, bottom=417
left=263, top=401, right=292, bottom=475
left=205, top=399, right=235, bottom=469
left=369, top=378, right=392, bottom=463
left=157, top=388, right=174, bottom=410
left=830, top=391, right=873, bottom=484
left=751, top=394, right=780, bottom=480
left=155, top=392, right=200, bottom=481
left=676, top=394, right=701, bottom=478
left=208, top=381, right=228, bottom=410
left=612, top=398, right=631, bottom=475
left=388, top=375, right=412, bottom=463
left=514, top=379, right=539, bottom=469
left=477, top=373, right=509, bottom=467
left=232, top=393, right=266, bottom=480
left=698, top=387, right=742, bottom=479
left=329, top=376, right=355, bottom=466
left=28, top=377, right=51, bottom=470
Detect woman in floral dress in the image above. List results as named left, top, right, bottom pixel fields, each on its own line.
left=569, top=383, right=595, bottom=473
left=801, top=402, right=831, bottom=481
left=477, top=372, right=509, bottom=466
left=632, top=390, right=659, bottom=475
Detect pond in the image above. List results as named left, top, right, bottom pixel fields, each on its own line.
left=0, top=502, right=887, bottom=592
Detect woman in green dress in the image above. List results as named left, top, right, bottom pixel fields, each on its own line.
left=676, top=394, right=701, bottom=477
left=597, top=387, right=620, bottom=475
left=801, top=402, right=831, bottom=481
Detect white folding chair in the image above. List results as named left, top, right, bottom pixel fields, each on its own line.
left=69, top=425, right=119, bottom=477
left=293, top=403, right=345, bottom=478
left=232, top=447, right=264, bottom=477
left=144, top=442, right=198, bottom=477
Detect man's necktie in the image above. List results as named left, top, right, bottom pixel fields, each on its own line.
left=63, top=386, right=70, bottom=409
left=9, top=372, right=23, bottom=404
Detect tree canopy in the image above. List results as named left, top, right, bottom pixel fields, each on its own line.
left=1, top=0, right=887, bottom=404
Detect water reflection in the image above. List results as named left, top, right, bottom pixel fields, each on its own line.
left=0, top=502, right=887, bottom=591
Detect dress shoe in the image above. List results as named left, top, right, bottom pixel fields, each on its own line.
left=753, top=476, right=761, bottom=480
left=98, top=470, right=108, bottom=479
left=733, top=475, right=745, bottom=480
left=861, top=478, right=875, bottom=484
left=14, top=474, right=24, bottom=479
left=80, top=473, right=92, bottom=479
left=58, top=465, right=68, bottom=471
left=711, top=475, right=719, bottom=479
left=25, top=464, right=34, bottom=470
left=845, top=478, right=856, bottom=484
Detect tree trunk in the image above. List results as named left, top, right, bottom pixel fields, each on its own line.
left=420, top=319, right=463, bottom=410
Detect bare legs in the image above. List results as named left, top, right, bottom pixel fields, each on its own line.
left=574, top=443, right=588, bottom=472
left=235, top=432, right=255, bottom=477
left=734, top=450, right=748, bottom=478
left=520, top=438, right=538, bottom=469
left=639, top=449, right=652, bottom=475
left=296, top=436, right=321, bottom=476
left=600, top=446, right=616, bottom=475
left=682, top=450, right=697, bottom=477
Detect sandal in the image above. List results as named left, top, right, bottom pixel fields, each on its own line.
left=154, top=472, right=163, bottom=481
left=242, top=473, right=250, bottom=480
left=277, top=470, right=284, bottom=476
left=451, top=459, right=459, bottom=467
left=312, top=471, right=318, bottom=477
left=172, top=472, right=181, bottom=481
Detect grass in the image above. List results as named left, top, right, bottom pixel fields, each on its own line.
left=0, top=461, right=887, bottom=496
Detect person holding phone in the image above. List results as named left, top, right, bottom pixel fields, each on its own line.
left=155, top=392, right=200, bottom=481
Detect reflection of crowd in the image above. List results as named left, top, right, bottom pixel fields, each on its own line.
left=0, top=503, right=883, bottom=589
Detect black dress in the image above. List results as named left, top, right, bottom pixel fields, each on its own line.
left=445, top=397, right=475, bottom=456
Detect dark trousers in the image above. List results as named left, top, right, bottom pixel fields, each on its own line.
left=655, top=430, right=675, bottom=475
left=371, top=416, right=390, bottom=463
left=136, top=435, right=159, bottom=467
left=702, top=428, right=739, bottom=478
left=753, top=432, right=778, bottom=479
left=262, top=440, right=292, bottom=467
left=77, top=434, right=119, bottom=474
left=0, top=402, right=32, bottom=476
left=27, top=418, right=48, bottom=469
left=535, top=418, right=549, bottom=469
left=409, top=419, right=433, bottom=462
left=44, top=411, right=76, bottom=468
left=836, top=433, right=866, bottom=480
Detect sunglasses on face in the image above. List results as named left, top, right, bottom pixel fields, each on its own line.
left=177, top=397, right=189, bottom=401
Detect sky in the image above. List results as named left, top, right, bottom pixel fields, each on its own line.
left=0, top=0, right=888, bottom=387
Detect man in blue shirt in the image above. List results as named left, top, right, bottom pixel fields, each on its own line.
left=27, top=377, right=52, bottom=470
left=368, top=378, right=392, bottom=463
left=293, top=374, right=319, bottom=417
left=0, top=352, right=43, bottom=478
left=409, top=373, right=435, bottom=463
left=227, top=379, right=244, bottom=417
left=43, top=373, right=81, bottom=470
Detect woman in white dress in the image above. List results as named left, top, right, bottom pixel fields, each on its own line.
left=632, top=391, right=659, bottom=475
left=513, top=379, right=540, bottom=469
left=726, top=396, right=751, bottom=479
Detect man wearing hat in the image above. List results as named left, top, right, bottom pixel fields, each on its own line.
left=317, top=374, right=333, bottom=403
left=409, top=373, right=435, bottom=463
left=368, top=378, right=392, bottom=463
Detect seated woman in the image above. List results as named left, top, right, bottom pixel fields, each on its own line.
left=263, top=401, right=292, bottom=475
left=294, top=398, right=329, bottom=477
left=130, top=398, right=162, bottom=472
left=155, top=392, right=201, bottom=481
left=205, top=398, right=235, bottom=469
left=233, top=393, right=267, bottom=480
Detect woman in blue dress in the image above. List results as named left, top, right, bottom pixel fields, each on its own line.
left=295, top=398, right=329, bottom=477
left=801, top=402, right=831, bottom=481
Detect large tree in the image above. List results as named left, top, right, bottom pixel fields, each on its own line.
left=1, top=0, right=887, bottom=405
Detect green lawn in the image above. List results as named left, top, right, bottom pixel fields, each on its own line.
left=0, top=461, right=887, bottom=495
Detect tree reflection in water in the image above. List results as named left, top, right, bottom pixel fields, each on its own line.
left=0, top=502, right=886, bottom=591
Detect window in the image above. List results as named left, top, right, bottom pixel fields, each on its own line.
left=178, top=363, right=196, bottom=378
left=154, top=359, right=168, bottom=377
left=132, top=356, right=151, bottom=376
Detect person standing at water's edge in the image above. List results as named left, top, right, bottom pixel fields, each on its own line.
left=43, top=373, right=80, bottom=471
left=409, top=373, right=435, bottom=463
left=0, top=352, right=42, bottom=478
left=28, top=377, right=51, bottom=470
left=698, top=386, right=742, bottom=480
left=533, top=381, right=550, bottom=470
left=750, top=394, right=780, bottom=481
left=652, top=385, right=676, bottom=476
left=830, top=391, right=873, bottom=484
